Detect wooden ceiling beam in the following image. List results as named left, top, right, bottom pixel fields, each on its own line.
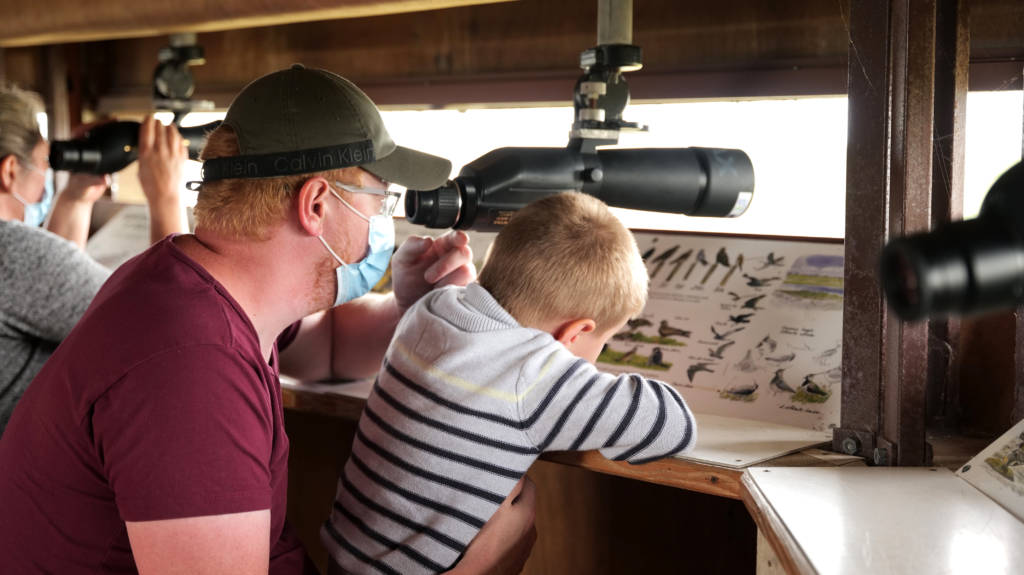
left=0, top=0, right=515, bottom=48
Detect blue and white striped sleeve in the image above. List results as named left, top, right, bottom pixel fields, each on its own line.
left=516, top=347, right=697, bottom=464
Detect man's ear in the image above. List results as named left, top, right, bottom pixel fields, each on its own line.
left=295, top=176, right=333, bottom=237
left=553, top=318, right=597, bottom=345
left=0, top=155, right=19, bottom=192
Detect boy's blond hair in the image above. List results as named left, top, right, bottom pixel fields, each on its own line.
left=478, top=192, right=648, bottom=331
left=195, top=124, right=356, bottom=240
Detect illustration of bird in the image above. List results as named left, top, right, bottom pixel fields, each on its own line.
left=729, top=313, right=754, bottom=324
left=735, top=349, right=758, bottom=372
left=664, top=249, right=694, bottom=282
left=722, top=381, right=759, bottom=397
left=708, top=340, right=735, bottom=359
left=647, top=245, right=680, bottom=278
left=756, top=335, right=778, bottom=353
left=618, top=345, right=639, bottom=363
left=742, top=294, right=767, bottom=310
left=711, top=325, right=745, bottom=341
left=743, top=274, right=781, bottom=288
left=770, top=369, right=797, bottom=394
left=757, top=252, right=786, bottom=270
left=684, top=249, right=708, bottom=280
left=765, top=352, right=796, bottom=363
left=815, top=343, right=841, bottom=363
left=627, top=318, right=653, bottom=330
left=648, top=347, right=667, bottom=367
left=640, top=245, right=657, bottom=261
left=687, top=362, right=714, bottom=382
left=658, top=320, right=691, bottom=339
left=701, top=247, right=730, bottom=284
left=800, top=373, right=830, bottom=397
left=727, top=291, right=742, bottom=302
left=719, top=253, right=745, bottom=286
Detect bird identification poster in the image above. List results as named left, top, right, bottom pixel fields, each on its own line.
left=958, top=417, right=1024, bottom=523
left=596, top=232, right=844, bottom=432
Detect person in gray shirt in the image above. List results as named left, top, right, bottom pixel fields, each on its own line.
left=0, top=83, right=188, bottom=434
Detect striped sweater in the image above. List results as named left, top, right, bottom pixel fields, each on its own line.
left=321, top=283, right=697, bottom=574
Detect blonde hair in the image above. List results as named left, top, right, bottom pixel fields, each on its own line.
left=0, top=83, right=45, bottom=166
left=195, top=124, right=355, bottom=240
left=478, top=192, right=648, bottom=331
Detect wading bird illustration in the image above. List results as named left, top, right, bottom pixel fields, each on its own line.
left=757, top=252, right=786, bottom=270
left=708, top=340, right=735, bottom=359
left=664, top=249, right=694, bottom=282
left=742, top=294, right=767, bottom=310
left=711, top=325, right=745, bottom=341
left=647, top=245, right=680, bottom=278
left=723, top=381, right=758, bottom=397
left=648, top=347, right=667, bottom=367
left=765, top=352, right=796, bottom=363
left=742, top=274, right=781, bottom=288
left=658, top=320, right=691, bottom=339
left=800, top=373, right=829, bottom=397
left=687, top=362, right=714, bottom=382
left=701, top=247, right=730, bottom=285
left=684, top=249, right=708, bottom=280
left=729, top=313, right=755, bottom=324
left=770, top=368, right=797, bottom=394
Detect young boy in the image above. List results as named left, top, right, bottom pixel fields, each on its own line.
left=322, top=192, right=697, bottom=574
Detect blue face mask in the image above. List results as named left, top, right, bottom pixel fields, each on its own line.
left=317, top=188, right=396, bottom=307
left=12, top=167, right=54, bottom=227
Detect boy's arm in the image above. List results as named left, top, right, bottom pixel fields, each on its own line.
left=518, top=349, right=697, bottom=464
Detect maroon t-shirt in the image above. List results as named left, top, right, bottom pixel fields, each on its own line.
left=0, top=236, right=306, bottom=573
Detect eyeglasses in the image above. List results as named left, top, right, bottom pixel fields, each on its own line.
left=333, top=181, right=402, bottom=218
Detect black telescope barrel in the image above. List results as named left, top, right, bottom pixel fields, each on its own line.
left=49, top=120, right=222, bottom=174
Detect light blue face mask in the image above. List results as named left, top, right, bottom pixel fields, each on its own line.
left=11, top=166, right=54, bottom=227
left=317, top=188, right=396, bottom=307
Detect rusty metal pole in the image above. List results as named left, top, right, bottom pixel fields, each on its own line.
left=834, top=0, right=936, bottom=466
left=927, top=0, right=968, bottom=431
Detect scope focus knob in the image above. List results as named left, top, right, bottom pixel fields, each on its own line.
left=434, top=184, right=461, bottom=228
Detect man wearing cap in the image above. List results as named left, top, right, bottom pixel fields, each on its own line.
left=0, top=65, right=535, bottom=574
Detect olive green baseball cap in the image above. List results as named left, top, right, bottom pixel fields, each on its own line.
left=201, top=64, right=451, bottom=190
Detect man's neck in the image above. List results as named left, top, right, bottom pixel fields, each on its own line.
left=174, top=229, right=323, bottom=362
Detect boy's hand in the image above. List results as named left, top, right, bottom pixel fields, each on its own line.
left=447, top=476, right=537, bottom=575
left=391, top=230, right=476, bottom=313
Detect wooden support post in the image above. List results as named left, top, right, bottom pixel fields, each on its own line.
left=834, top=0, right=938, bottom=466
left=926, top=0, right=968, bottom=430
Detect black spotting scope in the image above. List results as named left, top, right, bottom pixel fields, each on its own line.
left=881, top=160, right=1024, bottom=320
left=405, top=145, right=755, bottom=231
left=49, top=120, right=222, bottom=174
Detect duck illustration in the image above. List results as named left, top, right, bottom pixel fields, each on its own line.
left=658, top=320, right=691, bottom=339
left=770, top=368, right=797, bottom=393
left=687, top=362, right=714, bottom=382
